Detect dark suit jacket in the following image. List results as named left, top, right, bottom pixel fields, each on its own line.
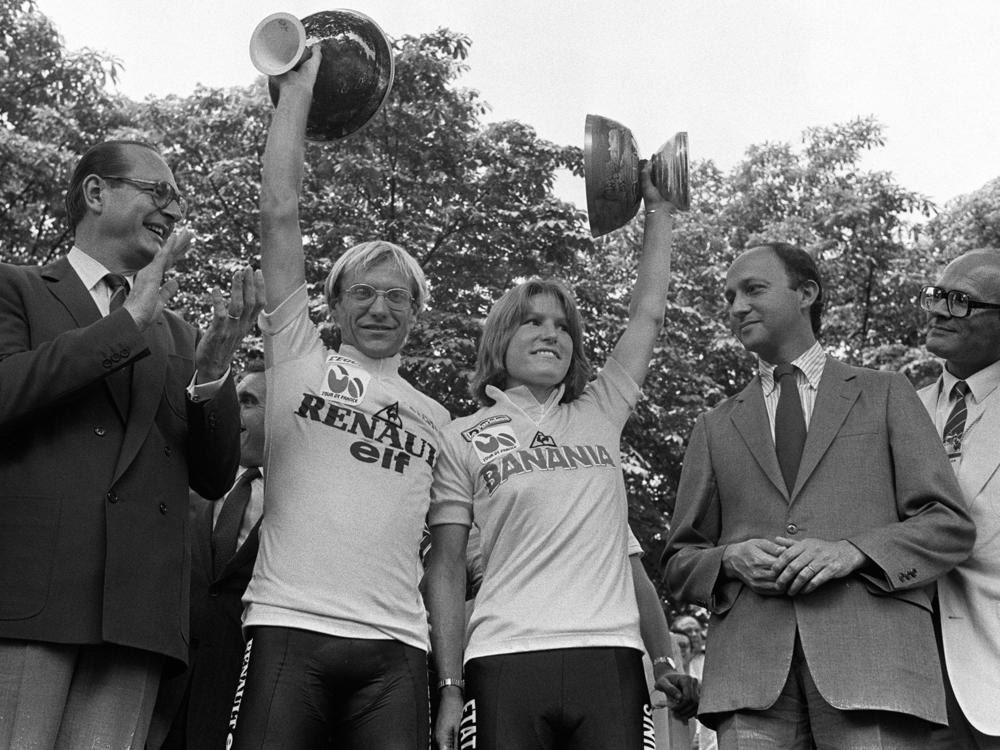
left=0, top=257, right=239, bottom=668
left=663, top=357, right=975, bottom=726
left=148, top=487, right=261, bottom=750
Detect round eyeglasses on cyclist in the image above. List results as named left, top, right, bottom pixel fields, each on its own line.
left=342, top=283, right=414, bottom=311
left=101, top=175, right=188, bottom=217
left=920, top=285, right=1000, bottom=318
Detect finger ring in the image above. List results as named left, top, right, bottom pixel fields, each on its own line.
left=226, top=313, right=240, bottom=320
left=804, top=565, right=816, bottom=574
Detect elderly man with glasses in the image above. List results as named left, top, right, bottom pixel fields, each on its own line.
left=0, top=139, right=262, bottom=748
left=919, top=250, right=1000, bottom=749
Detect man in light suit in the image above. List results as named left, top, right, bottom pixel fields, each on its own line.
left=149, top=357, right=267, bottom=750
left=0, top=140, right=261, bottom=749
left=919, top=249, right=1000, bottom=749
left=663, top=242, right=974, bottom=748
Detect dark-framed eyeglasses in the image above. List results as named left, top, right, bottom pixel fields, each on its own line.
left=342, top=283, right=414, bottom=311
left=102, top=175, right=188, bottom=216
left=920, top=285, right=1000, bottom=318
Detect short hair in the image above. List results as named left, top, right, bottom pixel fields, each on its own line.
left=470, top=278, right=592, bottom=407
left=749, top=241, right=824, bottom=336
left=323, top=240, right=429, bottom=313
left=243, top=349, right=265, bottom=375
left=65, top=140, right=162, bottom=232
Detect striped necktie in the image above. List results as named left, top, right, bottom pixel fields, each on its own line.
left=104, top=273, right=129, bottom=313
left=943, top=381, right=970, bottom=460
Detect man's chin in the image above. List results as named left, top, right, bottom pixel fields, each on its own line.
left=355, top=339, right=404, bottom=360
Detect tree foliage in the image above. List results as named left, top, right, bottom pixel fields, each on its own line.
left=3, top=0, right=999, bottom=614
left=0, top=0, right=126, bottom=264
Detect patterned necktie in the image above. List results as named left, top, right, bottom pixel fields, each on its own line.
left=212, top=467, right=261, bottom=576
left=943, top=381, right=970, bottom=460
left=104, top=273, right=129, bottom=312
left=774, top=363, right=806, bottom=493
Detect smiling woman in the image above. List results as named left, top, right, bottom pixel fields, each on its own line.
left=426, top=160, right=681, bottom=750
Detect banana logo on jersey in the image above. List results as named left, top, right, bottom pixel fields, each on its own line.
left=321, top=354, right=370, bottom=406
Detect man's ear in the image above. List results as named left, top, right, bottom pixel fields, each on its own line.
left=798, top=279, right=820, bottom=310
left=81, top=174, right=105, bottom=216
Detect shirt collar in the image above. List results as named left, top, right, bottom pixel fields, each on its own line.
left=758, top=341, right=826, bottom=396
left=337, top=343, right=401, bottom=376
left=485, top=382, right=565, bottom=420
left=941, top=357, right=1000, bottom=405
left=67, top=246, right=136, bottom=291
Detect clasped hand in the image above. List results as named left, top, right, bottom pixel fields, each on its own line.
left=723, top=536, right=866, bottom=596
left=653, top=670, right=700, bottom=721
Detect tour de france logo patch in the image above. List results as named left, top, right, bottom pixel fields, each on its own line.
left=462, top=415, right=519, bottom=464
left=320, top=354, right=371, bottom=406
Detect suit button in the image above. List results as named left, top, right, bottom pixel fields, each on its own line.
left=106, top=491, right=119, bottom=504
left=122, top=347, right=130, bottom=357
left=159, top=502, right=168, bottom=514
left=102, top=359, right=112, bottom=368
left=786, top=523, right=799, bottom=535
left=94, top=427, right=106, bottom=436
left=111, top=353, right=121, bottom=362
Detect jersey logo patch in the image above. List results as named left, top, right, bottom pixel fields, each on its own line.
left=461, top=414, right=511, bottom=442
left=320, top=354, right=370, bottom=406
left=530, top=431, right=556, bottom=448
left=375, top=401, right=403, bottom=427
left=471, top=425, right=520, bottom=464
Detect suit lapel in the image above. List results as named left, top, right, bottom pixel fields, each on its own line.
left=791, top=357, right=860, bottom=500
left=43, top=259, right=131, bottom=420
left=112, top=316, right=168, bottom=484
left=730, top=378, right=788, bottom=499
left=218, top=517, right=262, bottom=582
left=42, top=258, right=101, bottom=328
left=921, top=374, right=1000, bottom=500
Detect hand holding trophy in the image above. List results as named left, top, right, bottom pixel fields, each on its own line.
left=584, top=114, right=690, bottom=237
left=249, top=9, right=394, bottom=140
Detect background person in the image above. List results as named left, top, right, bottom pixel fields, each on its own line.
left=663, top=242, right=974, bottom=748
left=148, top=355, right=268, bottom=750
left=0, top=139, right=259, bottom=749
left=919, top=249, right=1000, bottom=749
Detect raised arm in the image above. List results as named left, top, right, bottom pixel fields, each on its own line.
left=259, top=49, right=322, bottom=312
left=608, top=160, right=675, bottom=387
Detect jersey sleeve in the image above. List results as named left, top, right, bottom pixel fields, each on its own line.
left=259, top=284, right=323, bottom=369
left=627, top=525, right=644, bottom=557
left=428, top=425, right=474, bottom=528
left=581, top=354, right=642, bottom=428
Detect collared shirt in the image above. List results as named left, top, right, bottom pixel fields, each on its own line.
left=67, top=246, right=136, bottom=317
left=932, top=358, right=1000, bottom=440
left=757, top=340, right=826, bottom=441
left=66, top=246, right=226, bottom=400
left=212, top=465, right=265, bottom=550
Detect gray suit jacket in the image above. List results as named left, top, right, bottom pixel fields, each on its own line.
left=663, top=357, right=974, bottom=726
left=919, top=377, right=1000, bottom=735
